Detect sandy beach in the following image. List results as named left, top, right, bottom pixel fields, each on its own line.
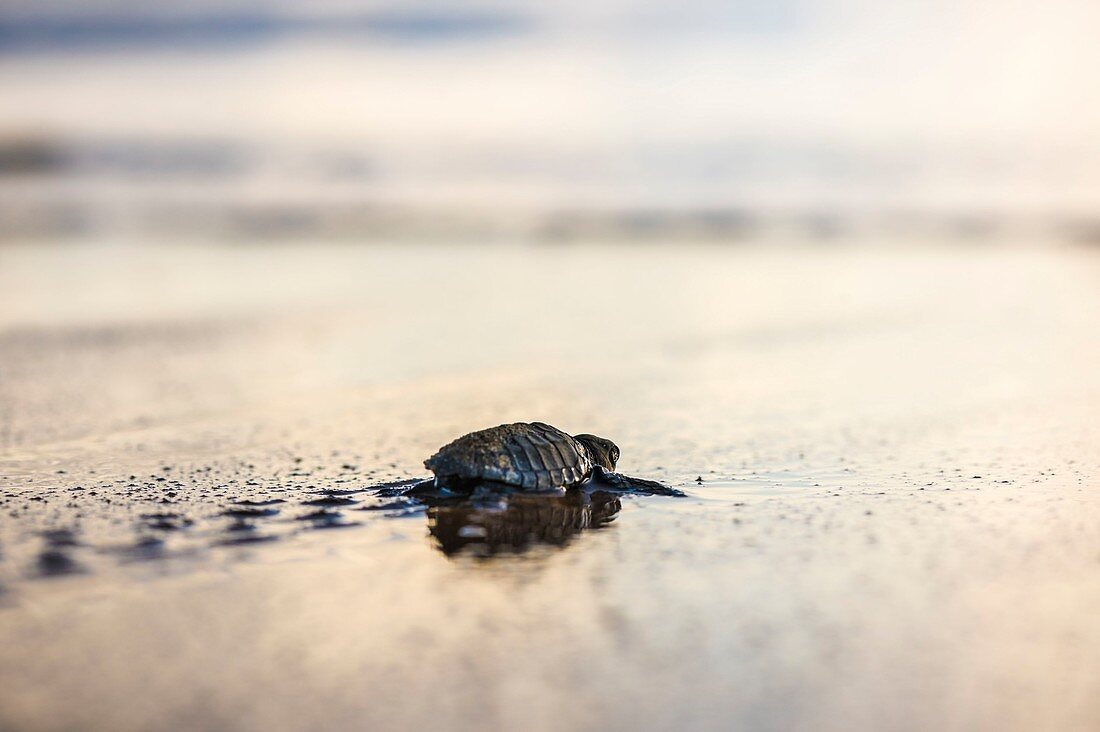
left=1, top=238, right=1098, bottom=731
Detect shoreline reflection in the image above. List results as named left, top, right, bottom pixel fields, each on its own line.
left=422, top=488, right=622, bottom=557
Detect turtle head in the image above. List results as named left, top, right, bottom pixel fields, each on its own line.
left=574, top=434, right=620, bottom=471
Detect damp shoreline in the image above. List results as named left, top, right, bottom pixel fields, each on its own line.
left=1, top=240, right=1099, bottom=731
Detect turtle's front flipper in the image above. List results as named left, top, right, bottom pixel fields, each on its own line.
left=590, top=466, right=684, bottom=497
left=404, top=478, right=446, bottom=497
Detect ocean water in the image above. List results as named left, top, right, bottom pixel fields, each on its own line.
left=3, top=1, right=1099, bottom=235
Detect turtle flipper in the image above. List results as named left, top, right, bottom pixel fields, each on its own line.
left=404, top=478, right=446, bottom=497
left=590, top=466, right=685, bottom=497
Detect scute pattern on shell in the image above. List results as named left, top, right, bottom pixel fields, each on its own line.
left=425, top=422, right=593, bottom=490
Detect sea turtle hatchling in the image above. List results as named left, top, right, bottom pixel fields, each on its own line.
left=423, top=422, right=680, bottom=495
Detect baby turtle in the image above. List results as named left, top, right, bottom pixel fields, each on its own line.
left=424, top=421, right=677, bottom=495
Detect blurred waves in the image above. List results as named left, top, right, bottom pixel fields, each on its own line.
left=1, top=0, right=1099, bottom=244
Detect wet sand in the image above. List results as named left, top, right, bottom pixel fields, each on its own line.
left=1, top=240, right=1099, bottom=731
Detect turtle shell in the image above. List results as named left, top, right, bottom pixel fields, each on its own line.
left=425, top=422, right=593, bottom=490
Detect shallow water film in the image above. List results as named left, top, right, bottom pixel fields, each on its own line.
left=1, top=241, right=1098, bottom=731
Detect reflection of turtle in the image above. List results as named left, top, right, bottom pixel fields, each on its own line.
left=427, top=489, right=622, bottom=556
left=425, top=421, right=675, bottom=494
